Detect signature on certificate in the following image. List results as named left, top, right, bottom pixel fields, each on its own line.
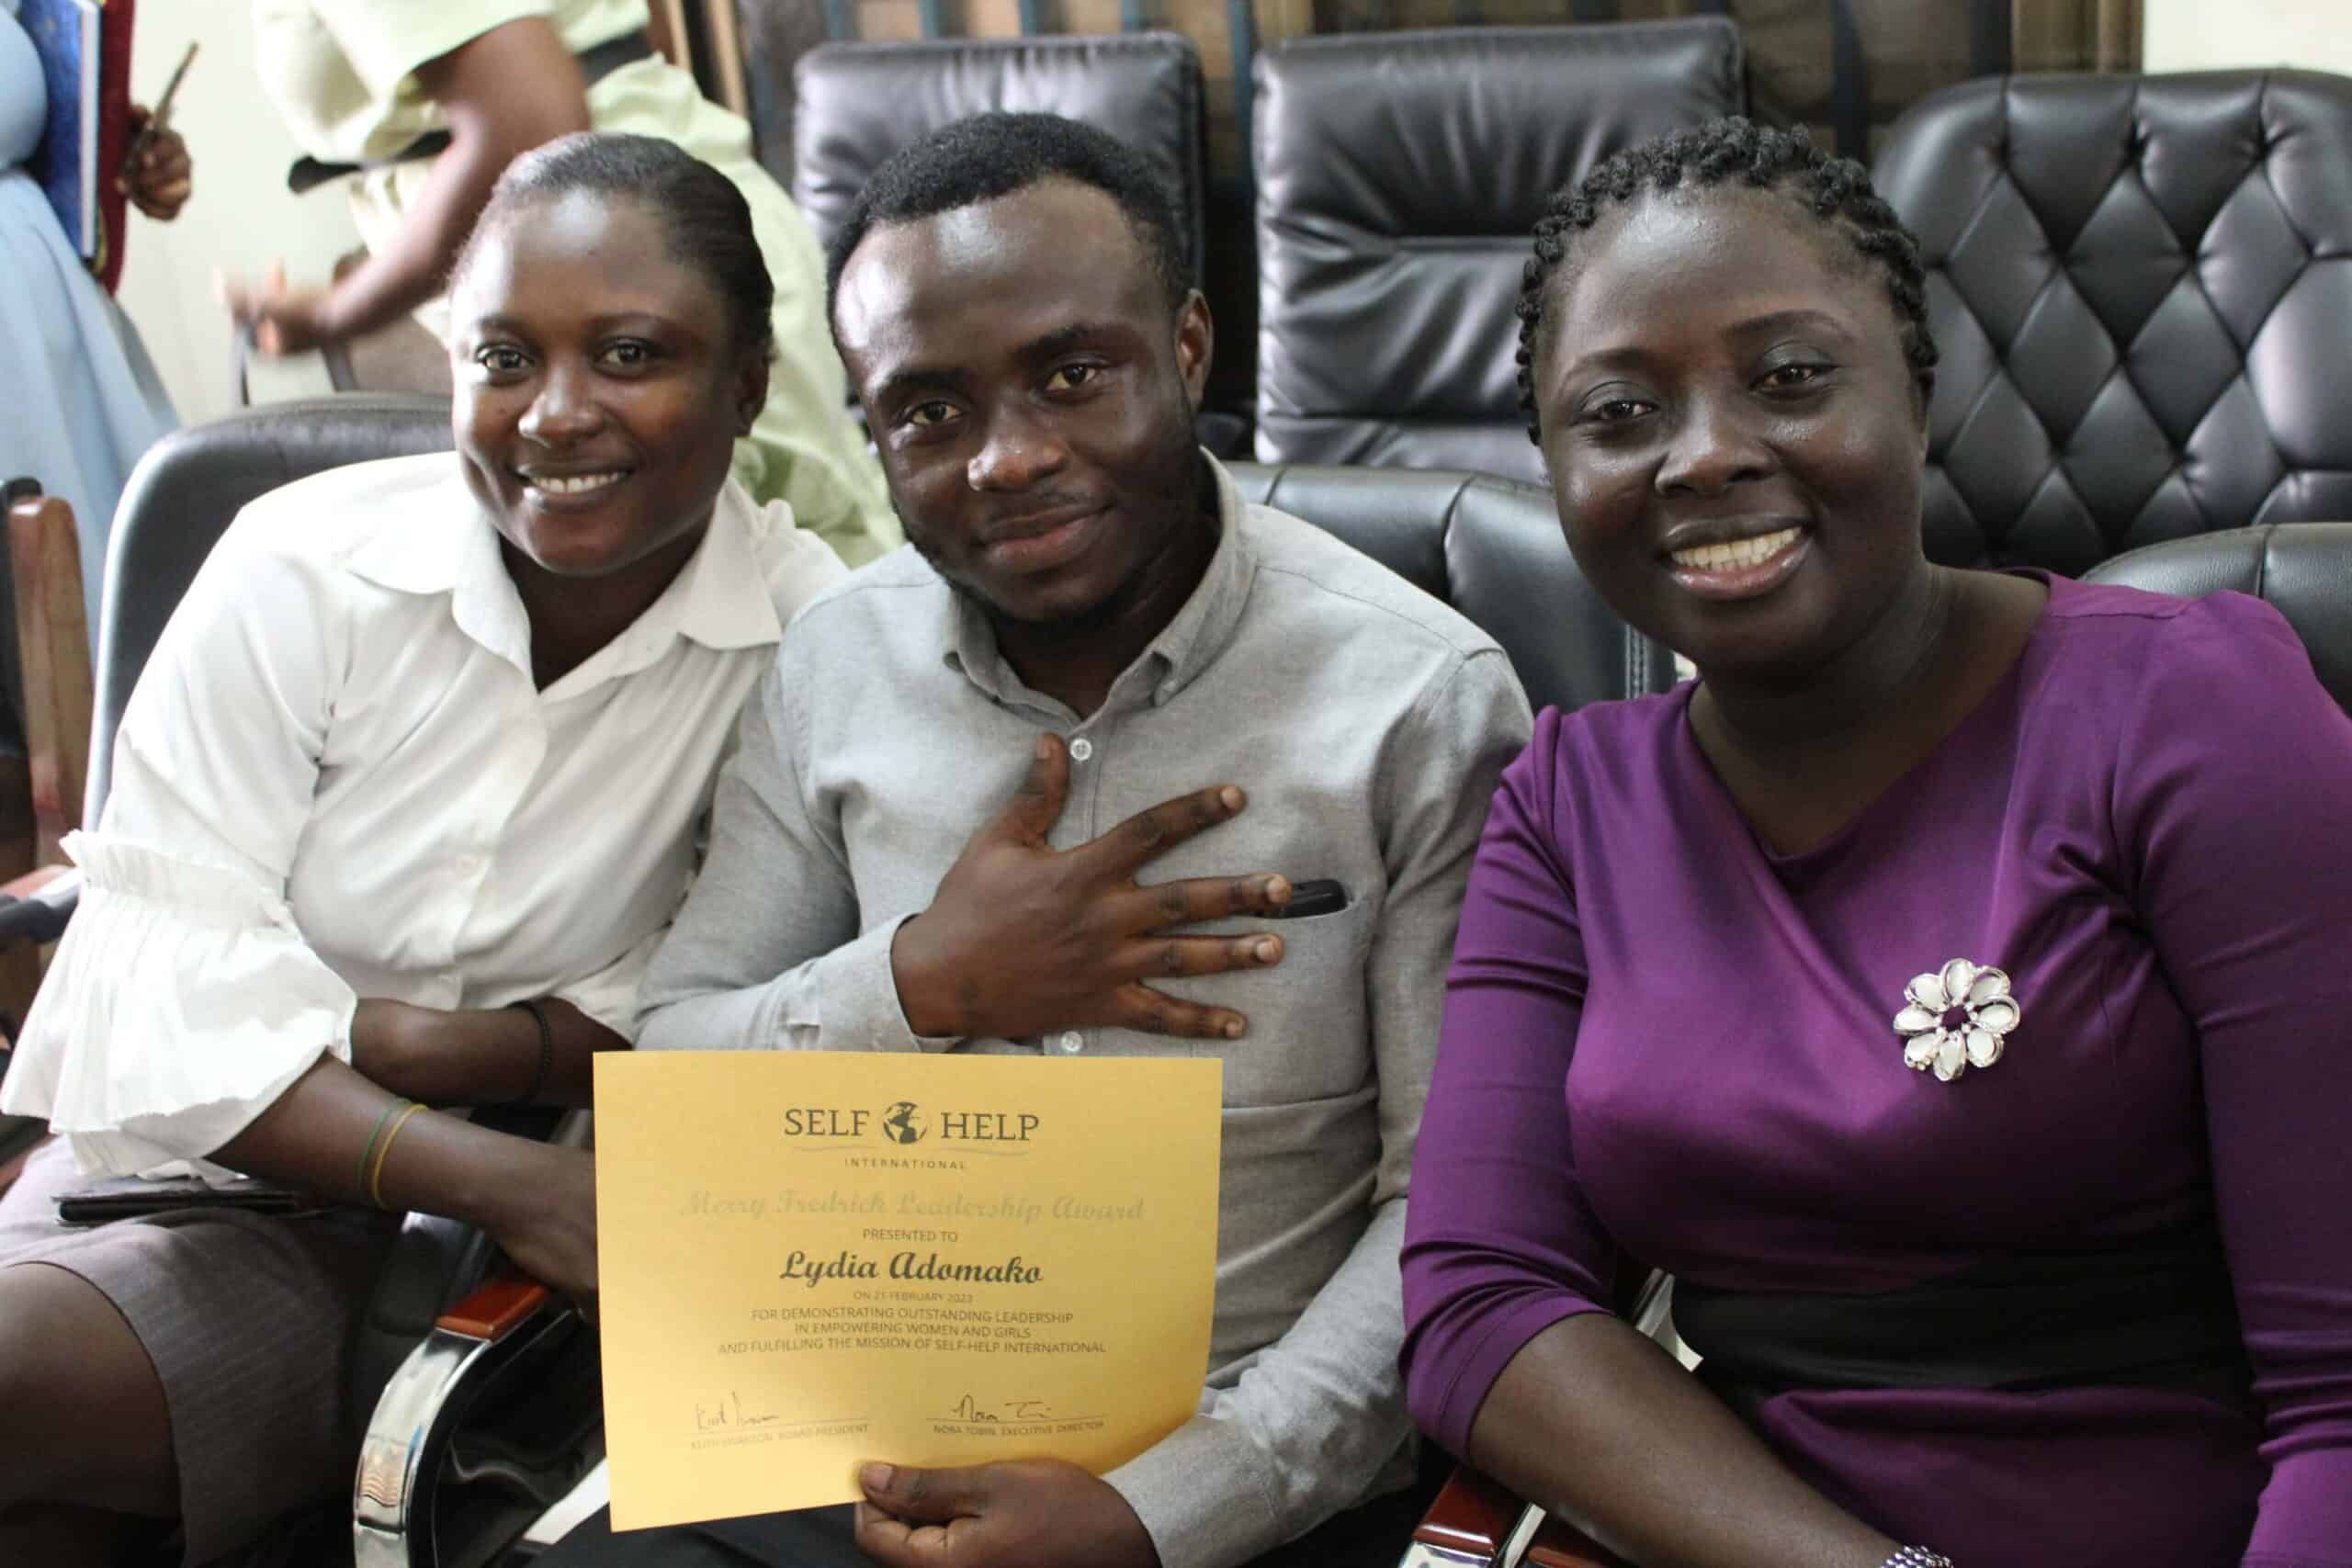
left=947, top=1393, right=1059, bottom=1425
left=695, top=1392, right=785, bottom=1432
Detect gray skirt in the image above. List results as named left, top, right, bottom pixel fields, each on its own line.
left=0, top=1140, right=398, bottom=1565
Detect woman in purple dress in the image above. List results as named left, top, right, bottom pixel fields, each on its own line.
left=1398, top=118, right=2352, bottom=1568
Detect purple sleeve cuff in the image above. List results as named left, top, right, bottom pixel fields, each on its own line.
left=1407, top=1292, right=1601, bottom=1458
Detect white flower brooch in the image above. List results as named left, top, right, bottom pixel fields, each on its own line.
left=1893, top=958, right=2020, bottom=1082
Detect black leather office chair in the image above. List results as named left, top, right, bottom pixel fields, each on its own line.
left=1874, top=70, right=2352, bottom=573
left=2085, top=524, right=2352, bottom=711
left=1250, top=19, right=1746, bottom=482
left=786, top=33, right=1208, bottom=282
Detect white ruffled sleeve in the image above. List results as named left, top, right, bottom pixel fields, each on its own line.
left=0, top=502, right=355, bottom=1179
left=3, top=834, right=358, bottom=1179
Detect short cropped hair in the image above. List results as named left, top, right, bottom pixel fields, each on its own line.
left=824, top=112, right=1192, bottom=324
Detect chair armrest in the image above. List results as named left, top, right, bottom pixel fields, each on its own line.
left=1406, top=1269, right=1676, bottom=1567
left=353, top=1273, right=601, bottom=1568
left=1404, top=1463, right=1528, bottom=1565
left=348, top=1113, right=599, bottom=1567
left=436, top=1274, right=549, bottom=1339
left=1523, top=1515, right=1631, bottom=1568
left=1403, top=1465, right=1631, bottom=1568
left=0, top=865, right=79, bottom=945
left=7, top=495, right=92, bottom=868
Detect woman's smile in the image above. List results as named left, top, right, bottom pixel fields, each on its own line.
left=518, top=467, right=637, bottom=507
left=1664, top=525, right=1812, bottom=601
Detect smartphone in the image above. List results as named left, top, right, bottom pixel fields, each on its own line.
left=56, top=1174, right=311, bottom=1227
left=1269, top=878, right=1349, bottom=919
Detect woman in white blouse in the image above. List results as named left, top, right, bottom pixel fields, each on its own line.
left=0, top=132, right=843, bottom=1565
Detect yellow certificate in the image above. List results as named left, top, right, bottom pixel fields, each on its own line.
left=593, top=1051, right=1222, bottom=1531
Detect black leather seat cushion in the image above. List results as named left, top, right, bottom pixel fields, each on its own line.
left=2084, top=524, right=2352, bottom=711
left=790, top=34, right=1208, bottom=280
left=92, top=395, right=454, bottom=819
left=1875, top=71, right=2352, bottom=572
left=1228, top=461, right=1672, bottom=714
left=1250, top=19, right=1745, bottom=482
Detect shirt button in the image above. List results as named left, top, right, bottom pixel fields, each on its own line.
left=1068, top=738, right=1094, bottom=763
left=455, top=854, right=485, bottom=876
left=1055, top=1032, right=1084, bottom=1055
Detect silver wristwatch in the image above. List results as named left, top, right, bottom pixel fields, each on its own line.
left=1881, top=1549, right=1954, bottom=1568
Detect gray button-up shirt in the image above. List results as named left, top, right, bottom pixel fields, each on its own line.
left=639, top=456, right=1532, bottom=1568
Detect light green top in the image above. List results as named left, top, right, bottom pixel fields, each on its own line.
left=251, top=0, right=900, bottom=567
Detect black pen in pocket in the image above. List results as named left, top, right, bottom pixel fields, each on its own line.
left=1267, top=878, right=1349, bottom=919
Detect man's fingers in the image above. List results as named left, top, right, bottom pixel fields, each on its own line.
left=1119, top=933, right=1283, bottom=984
left=1091, top=784, right=1246, bottom=877
left=1114, top=982, right=1250, bottom=1041
left=1130, top=873, right=1292, bottom=930
left=853, top=1502, right=962, bottom=1567
left=990, top=734, right=1070, bottom=846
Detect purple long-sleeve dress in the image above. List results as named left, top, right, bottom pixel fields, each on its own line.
left=1400, top=576, right=2352, bottom=1566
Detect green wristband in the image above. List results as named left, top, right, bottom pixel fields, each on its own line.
left=356, top=1099, right=405, bottom=1202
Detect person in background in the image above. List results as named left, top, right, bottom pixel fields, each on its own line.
left=1400, top=118, right=2352, bottom=1567
left=228, top=0, right=899, bottom=569
left=2, top=0, right=193, bottom=626
left=0, top=133, right=842, bottom=1568
left=539, top=112, right=1532, bottom=1568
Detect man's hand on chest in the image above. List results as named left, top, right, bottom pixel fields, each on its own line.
left=888, top=734, right=1297, bottom=1043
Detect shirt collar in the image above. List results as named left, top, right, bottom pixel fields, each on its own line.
left=348, top=470, right=786, bottom=688
left=661, top=480, right=790, bottom=653
left=942, top=452, right=1257, bottom=711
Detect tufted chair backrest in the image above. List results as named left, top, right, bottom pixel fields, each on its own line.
left=1874, top=71, right=2352, bottom=573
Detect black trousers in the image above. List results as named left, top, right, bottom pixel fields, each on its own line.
left=538, top=1458, right=1442, bottom=1568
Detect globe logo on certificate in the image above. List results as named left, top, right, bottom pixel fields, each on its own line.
left=881, top=1101, right=927, bottom=1144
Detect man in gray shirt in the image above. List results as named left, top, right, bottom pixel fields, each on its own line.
left=546, top=113, right=1530, bottom=1568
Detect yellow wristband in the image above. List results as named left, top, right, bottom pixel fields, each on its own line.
left=368, top=1101, right=426, bottom=1210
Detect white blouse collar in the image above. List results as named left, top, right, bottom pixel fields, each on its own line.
left=345, top=467, right=787, bottom=690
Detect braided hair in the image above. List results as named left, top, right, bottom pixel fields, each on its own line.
left=1515, top=117, right=1937, bottom=444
